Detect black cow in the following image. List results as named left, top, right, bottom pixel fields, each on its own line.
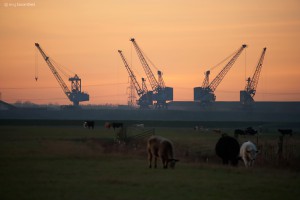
left=234, top=129, right=245, bottom=137
left=215, top=134, right=240, bottom=166
left=83, top=121, right=95, bottom=129
left=278, top=129, right=293, bottom=136
left=245, top=127, right=258, bottom=135
left=234, top=127, right=258, bottom=137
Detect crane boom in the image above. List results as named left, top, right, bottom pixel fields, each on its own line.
left=35, top=43, right=71, bottom=96
left=118, top=50, right=144, bottom=96
left=130, top=38, right=160, bottom=92
left=209, top=44, right=247, bottom=92
left=245, top=47, right=267, bottom=95
left=194, top=44, right=247, bottom=104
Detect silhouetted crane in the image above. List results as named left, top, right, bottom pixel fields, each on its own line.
left=130, top=38, right=173, bottom=109
left=194, top=44, right=247, bottom=104
left=240, top=48, right=267, bottom=105
left=35, top=43, right=89, bottom=106
left=118, top=50, right=152, bottom=109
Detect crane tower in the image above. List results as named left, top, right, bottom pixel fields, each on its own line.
left=35, top=43, right=89, bottom=106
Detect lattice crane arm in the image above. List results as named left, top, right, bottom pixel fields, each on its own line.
left=130, top=38, right=160, bottom=91
left=35, top=43, right=71, bottom=96
left=209, top=44, right=247, bottom=92
left=246, top=48, right=267, bottom=94
left=118, top=50, right=145, bottom=96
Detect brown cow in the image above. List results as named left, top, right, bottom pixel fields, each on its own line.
left=147, top=135, right=179, bottom=169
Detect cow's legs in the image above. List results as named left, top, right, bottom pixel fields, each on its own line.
left=222, top=159, right=229, bottom=165
left=148, top=151, right=152, bottom=168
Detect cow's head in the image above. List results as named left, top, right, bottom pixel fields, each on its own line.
left=168, top=159, right=179, bottom=169
left=246, top=148, right=258, bottom=161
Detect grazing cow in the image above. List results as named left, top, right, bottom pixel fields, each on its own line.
left=213, top=129, right=222, bottom=134
left=245, top=127, right=258, bottom=135
left=240, top=141, right=258, bottom=167
left=234, top=129, right=245, bottom=137
left=83, top=121, right=94, bottom=129
left=147, top=135, right=179, bottom=169
left=215, top=134, right=240, bottom=166
left=105, top=122, right=123, bottom=130
left=278, top=129, right=293, bottom=136
left=234, top=127, right=258, bottom=137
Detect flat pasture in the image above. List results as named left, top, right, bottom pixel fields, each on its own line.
left=0, top=122, right=300, bottom=200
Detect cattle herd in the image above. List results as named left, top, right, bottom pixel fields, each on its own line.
left=82, top=121, right=294, bottom=169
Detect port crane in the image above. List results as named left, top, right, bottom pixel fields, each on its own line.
left=35, top=43, right=89, bottom=106
left=194, top=44, right=247, bottom=104
left=118, top=50, right=152, bottom=109
left=130, top=38, right=173, bottom=109
left=240, top=47, right=267, bottom=105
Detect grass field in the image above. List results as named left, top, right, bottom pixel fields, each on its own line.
left=0, top=122, right=300, bottom=200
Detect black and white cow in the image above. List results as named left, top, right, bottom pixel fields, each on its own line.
left=83, top=121, right=95, bottom=129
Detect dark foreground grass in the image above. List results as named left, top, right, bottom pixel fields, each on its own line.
left=0, top=125, right=300, bottom=200
left=1, top=156, right=299, bottom=200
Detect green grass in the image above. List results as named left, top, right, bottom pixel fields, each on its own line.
left=0, top=125, right=300, bottom=200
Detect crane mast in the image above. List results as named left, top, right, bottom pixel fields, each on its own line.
left=118, top=50, right=152, bottom=109
left=194, top=44, right=247, bottom=104
left=202, top=71, right=210, bottom=88
left=240, top=47, right=267, bottom=105
left=118, top=50, right=144, bottom=96
left=157, top=70, right=165, bottom=89
left=35, top=43, right=89, bottom=106
left=141, top=78, right=149, bottom=93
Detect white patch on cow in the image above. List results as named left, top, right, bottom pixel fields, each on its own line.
left=240, top=141, right=258, bottom=167
left=83, top=122, right=87, bottom=128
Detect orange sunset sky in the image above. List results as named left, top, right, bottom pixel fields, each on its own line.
left=0, top=0, right=300, bottom=105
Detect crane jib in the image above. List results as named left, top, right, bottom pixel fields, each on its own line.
left=130, top=38, right=160, bottom=92
left=209, top=44, right=247, bottom=92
